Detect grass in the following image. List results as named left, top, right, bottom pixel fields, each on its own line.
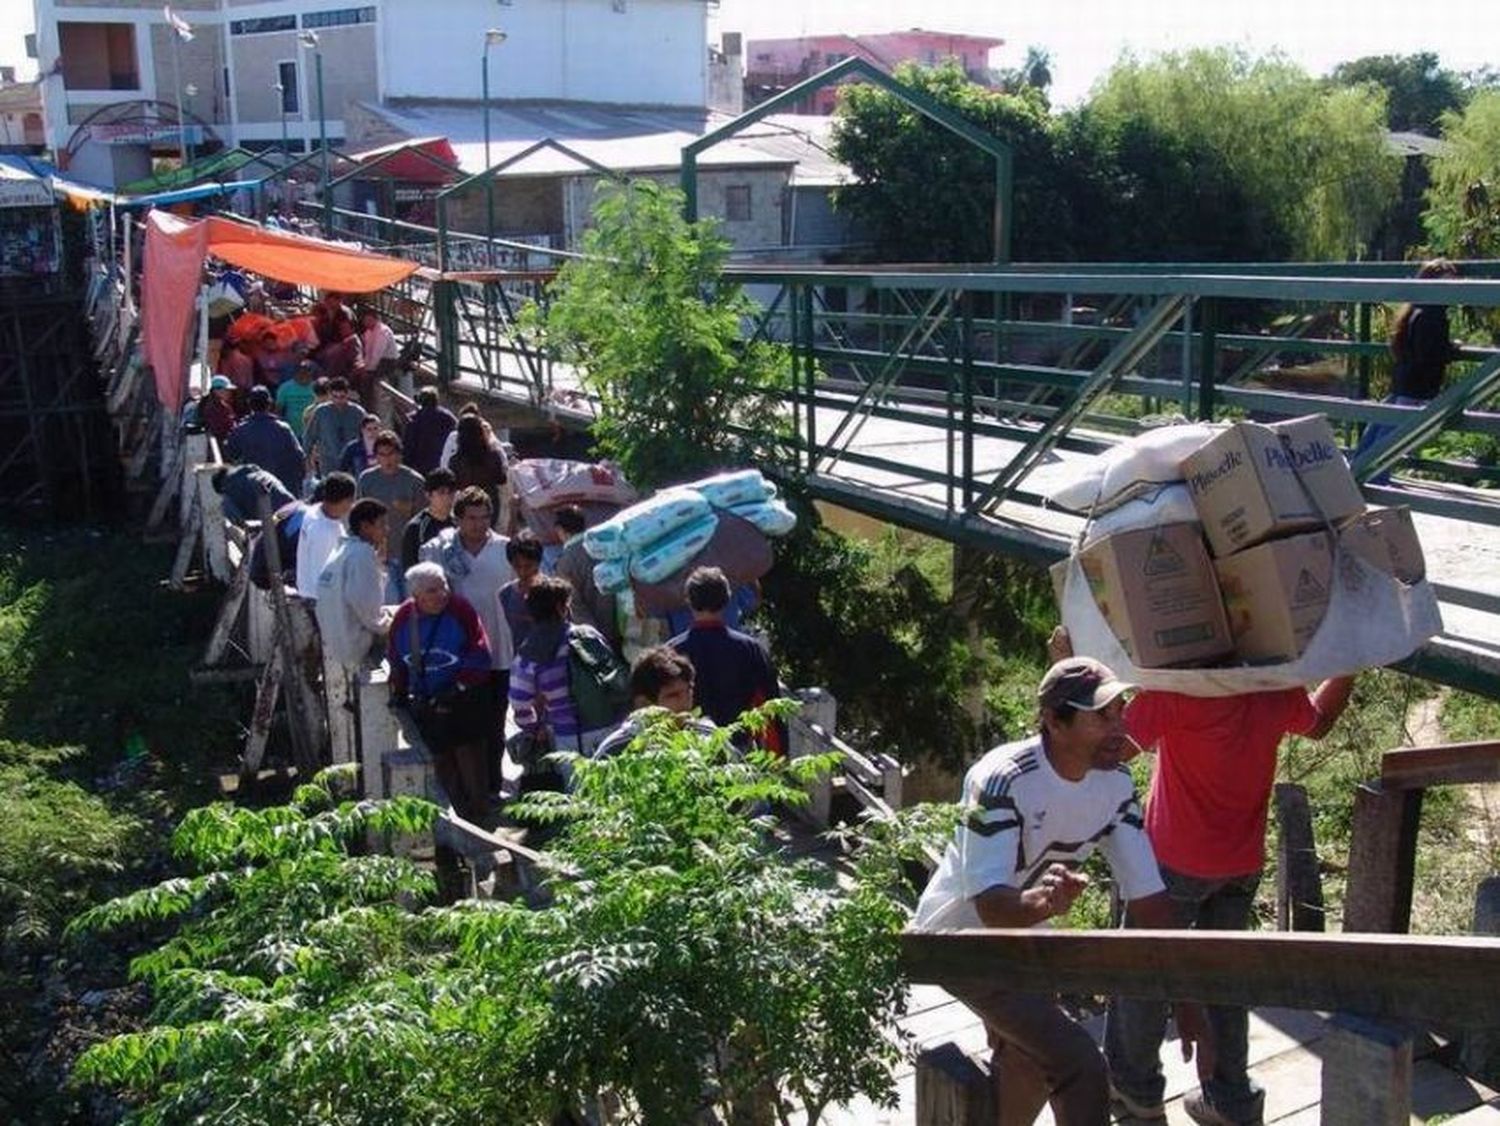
left=0, top=526, right=245, bottom=1122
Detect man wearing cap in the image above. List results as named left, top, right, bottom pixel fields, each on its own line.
left=1045, top=631, right=1353, bottom=1125
left=913, top=656, right=1211, bottom=1126
left=198, top=375, right=238, bottom=443
left=226, top=386, right=305, bottom=498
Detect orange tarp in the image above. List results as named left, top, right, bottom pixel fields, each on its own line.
left=142, top=211, right=418, bottom=412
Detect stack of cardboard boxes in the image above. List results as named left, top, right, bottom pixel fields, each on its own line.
left=1065, top=415, right=1427, bottom=669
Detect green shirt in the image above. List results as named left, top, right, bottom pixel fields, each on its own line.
left=275, top=380, right=317, bottom=441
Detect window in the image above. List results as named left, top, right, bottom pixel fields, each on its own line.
left=301, top=7, right=377, bottom=30
left=57, top=22, right=138, bottom=90
left=277, top=61, right=299, bottom=113
left=725, top=184, right=751, bottom=223
left=231, top=16, right=296, bottom=36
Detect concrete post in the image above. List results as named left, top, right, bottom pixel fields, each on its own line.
left=1320, top=1014, right=1412, bottom=1126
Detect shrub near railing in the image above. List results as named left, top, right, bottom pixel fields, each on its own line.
left=68, top=710, right=953, bottom=1125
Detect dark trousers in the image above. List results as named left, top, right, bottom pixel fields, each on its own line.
left=950, top=982, right=1110, bottom=1126
left=1104, top=867, right=1264, bottom=1122
left=487, top=669, right=509, bottom=795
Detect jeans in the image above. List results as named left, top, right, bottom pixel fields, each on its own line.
left=1352, top=395, right=1424, bottom=486
left=950, top=982, right=1110, bottom=1126
left=1104, top=867, right=1264, bottom=1123
left=384, top=557, right=405, bottom=604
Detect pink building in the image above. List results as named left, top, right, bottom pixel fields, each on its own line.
left=744, top=29, right=1004, bottom=114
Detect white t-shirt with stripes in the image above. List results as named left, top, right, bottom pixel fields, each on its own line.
left=913, top=734, right=1164, bottom=931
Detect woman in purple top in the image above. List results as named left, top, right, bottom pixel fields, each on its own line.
left=509, top=576, right=583, bottom=752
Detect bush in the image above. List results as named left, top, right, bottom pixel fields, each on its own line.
left=70, top=718, right=951, bottom=1125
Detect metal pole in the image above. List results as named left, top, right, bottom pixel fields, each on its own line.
left=172, top=36, right=188, bottom=168
left=483, top=50, right=493, bottom=266
left=315, top=51, right=329, bottom=236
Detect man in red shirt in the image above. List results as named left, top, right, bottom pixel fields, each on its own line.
left=1051, top=629, right=1353, bottom=1125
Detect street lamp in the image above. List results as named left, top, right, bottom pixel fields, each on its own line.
left=272, top=81, right=288, bottom=156
left=482, top=29, right=506, bottom=264
left=164, top=6, right=194, bottom=169
left=183, top=82, right=198, bottom=165
left=298, top=29, right=329, bottom=235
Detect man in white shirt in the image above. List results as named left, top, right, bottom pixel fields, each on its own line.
left=315, top=498, right=394, bottom=765
left=360, top=306, right=400, bottom=387
left=421, top=486, right=515, bottom=791
left=295, top=472, right=357, bottom=600
left=913, top=657, right=1211, bottom=1126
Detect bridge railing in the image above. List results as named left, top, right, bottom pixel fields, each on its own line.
left=901, top=927, right=1500, bottom=1124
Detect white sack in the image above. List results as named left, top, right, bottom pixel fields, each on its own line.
left=1047, top=422, right=1224, bottom=514
left=1058, top=547, right=1442, bottom=695
left=1079, top=484, right=1198, bottom=547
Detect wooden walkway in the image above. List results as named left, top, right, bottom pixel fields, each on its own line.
left=807, top=985, right=1500, bottom=1125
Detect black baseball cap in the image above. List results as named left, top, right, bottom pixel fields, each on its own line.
left=1037, top=657, right=1134, bottom=712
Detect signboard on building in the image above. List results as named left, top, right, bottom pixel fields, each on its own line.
left=88, top=121, right=205, bottom=147
left=0, top=163, right=54, bottom=208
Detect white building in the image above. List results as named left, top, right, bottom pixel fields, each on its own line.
left=30, top=0, right=715, bottom=185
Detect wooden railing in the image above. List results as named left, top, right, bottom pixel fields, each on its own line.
left=1345, top=740, right=1500, bottom=934
left=902, top=928, right=1500, bottom=1125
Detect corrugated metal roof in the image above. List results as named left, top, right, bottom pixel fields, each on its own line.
left=1386, top=130, right=1448, bottom=159
left=361, top=100, right=853, bottom=185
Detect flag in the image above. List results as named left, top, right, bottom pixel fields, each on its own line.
left=164, top=6, right=194, bottom=41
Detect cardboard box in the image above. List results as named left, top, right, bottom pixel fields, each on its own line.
left=1339, top=505, right=1426, bottom=583
left=1181, top=415, right=1365, bottom=558
left=1214, top=530, right=1334, bottom=663
left=1076, top=522, right=1234, bottom=668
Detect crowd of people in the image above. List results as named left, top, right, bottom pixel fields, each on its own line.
left=205, top=306, right=784, bottom=827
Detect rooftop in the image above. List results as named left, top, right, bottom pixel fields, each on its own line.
left=361, top=100, right=851, bottom=187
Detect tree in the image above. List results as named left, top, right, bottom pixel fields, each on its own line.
left=1423, top=91, right=1500, bottom=257
left=528, top=179, right=791, bottom=491
left=68, top=734, right=947, bottom=1124
left=1085, top=48, right=1401, bottom=261
left=996, top=45, right=1053, bottom=105
left=831, top=61, right=1078, bottom=262
left=1329, top=52, right=1467, bottom=134
left=830, top=52, right=1400, bottom=264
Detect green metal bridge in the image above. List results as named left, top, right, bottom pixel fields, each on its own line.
left=305, top=201, right=1500, bottom=696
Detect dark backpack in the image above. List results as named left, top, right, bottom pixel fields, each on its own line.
left=247, top=502, right=308, bottom=590
left=566, top=626, right=630, bottom=732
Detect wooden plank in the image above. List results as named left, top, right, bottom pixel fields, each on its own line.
left=899, top=930, right=1500, bottom=1031
left=200, top=562, right=249, bottom=668
left=241, top=653, right=283, bottom=776
left=1447, top=1100, right=1500, bottom=1124
left=1344, top=782, right=1423, bottom=933
left=1274, top=782, right=1325, bottom=932
left=196, top=465, right=232, bottom=583
left=1381, top=742, right=1500, bottom=791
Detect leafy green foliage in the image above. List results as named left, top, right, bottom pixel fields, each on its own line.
left=759, top=508, right=984, bottom=768
left=1424, top=91, right=1500, bottom=257
left=1328, top=52, right=1468, bottom=134
left=831, top=51, right=1400, bottom=263
left=70, top=718, right=950, bottom=1124
left=831, top=61, right=1074, bottom=262
left=0, top=744, right=143, bottom=949
left=1085, top=48, right=1400, bottom=261
left=526, top=179, right=792, bottom=491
